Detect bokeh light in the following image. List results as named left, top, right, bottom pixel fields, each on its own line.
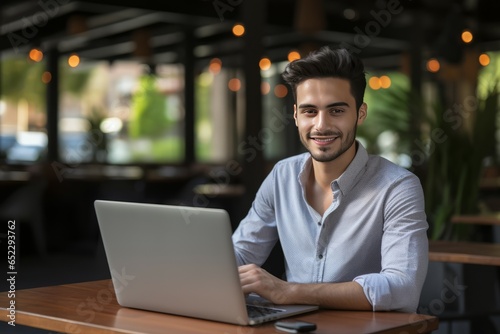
left=259, top=57, right=271, bottom=71
left=68, top=54, right=80, bottom=67
left=209, top=58, right=222, bottom=74
left=479, top=53, right=490, bottom=66
left=379, top=75, right=391, bottom=89
left=261, top=82, right=271, bottom=95
left=29, top=48, right=43, bottom=62
left=426, top=58, right=440, bottom=73
left=274, top=84, right=288, bottom=98
left=461, top=30, right=473, bottom=44
left=42, top=71, right=52, bottom=84
left=368, top=77, right=381, bottom=90
left=232, top=24, right=245, bottom=37
left=228, top=78, right=241, bottom=92
left=287, top=51, right=301, bottom=62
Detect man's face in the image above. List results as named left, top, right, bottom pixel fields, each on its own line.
left=293, top=77, right=367, bottom=163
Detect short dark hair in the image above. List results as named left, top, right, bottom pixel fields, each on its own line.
left=282, top=46, right=367, bottom=110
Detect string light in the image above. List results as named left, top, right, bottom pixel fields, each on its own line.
left=426, top=58, right=440, bottom=73
left=274, top=84, right=288, bottom=98
left=209, top=58, right=222, bottom=74
left=379, top=75, right=391, bottom=89
left=261, top=82, right=271, bottom=95
left=68, top=54, right=80, bottom=67
left=368, top=77, right=381, bottom=90
left=42, top=71, right=52, bottom=84
left=232, top=24, right=245, bottom=37
left=479, top=53, right=490, bottom=66
left=259, top=57, right=271, bottom=71
left=287, top=51, right=301, bottom=62
left=228, top=78, right=241, bottom=92
left=29, top=48, right=43, bottom=62
left=461, top=30, right=473, bottom=44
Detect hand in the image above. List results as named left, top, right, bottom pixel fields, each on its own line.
left=238, top=264, right=290, bottom=304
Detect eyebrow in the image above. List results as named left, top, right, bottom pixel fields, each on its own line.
left=297, top=102, right=350, bottom=109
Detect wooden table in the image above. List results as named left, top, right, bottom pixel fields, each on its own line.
left=451, top=214, right=500, bottom=226
left=0, top=280, right=439, bottom=334
left=429, top=214, right=500, bottom=266
left=429, top=240, right=500, bottom=266
left=428, top=240, right=500, bottom=331
left=193, top=184, right=245, bottom=197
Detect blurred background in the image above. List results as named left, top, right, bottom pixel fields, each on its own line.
left=1, top=0, right=500, bottom=333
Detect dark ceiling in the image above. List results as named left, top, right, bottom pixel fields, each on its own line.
left=1, top=0, right=500, bottom=70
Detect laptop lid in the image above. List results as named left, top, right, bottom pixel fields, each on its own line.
left=94, top=200, right=318, bottom=325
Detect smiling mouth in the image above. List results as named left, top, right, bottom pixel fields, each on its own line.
left=310, top=136, right=338, bottom=145
left=312, top=137, right=336, bottom=142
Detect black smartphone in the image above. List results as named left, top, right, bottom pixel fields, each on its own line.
left=274, top=320, right=317, bottom=333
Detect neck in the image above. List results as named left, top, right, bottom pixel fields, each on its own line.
left=310, top=141, right=358, bottom=189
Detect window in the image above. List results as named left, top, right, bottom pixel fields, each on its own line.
left=194, top=60, right=293, bottom=164
left=59, top=60, right=185, bottom=164
left=0, top=54, right=47, bottom=163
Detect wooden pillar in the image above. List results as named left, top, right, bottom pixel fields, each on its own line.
left=183, top=29, right=195, bottom=164
left=240, top=0, right=267, bottom=207
left=46, top=48, right=59, bottom=162
left=408, top=10, right=423, bottom=171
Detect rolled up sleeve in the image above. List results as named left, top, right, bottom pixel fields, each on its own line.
left=354, top=174, right=429, bottom=312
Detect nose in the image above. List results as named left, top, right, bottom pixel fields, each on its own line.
left=314, top=110, right=329, bottom=132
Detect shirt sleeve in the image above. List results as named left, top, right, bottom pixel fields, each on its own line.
left=353, top=173, right=429, bottom=313
left=232, top=168, right=280, bottom=267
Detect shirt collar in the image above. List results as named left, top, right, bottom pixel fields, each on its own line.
left=297, top=141, right=369, bottom=196
left=335, top=141, right=369, bottom=196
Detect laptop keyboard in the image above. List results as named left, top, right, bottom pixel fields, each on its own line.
left=246, top=304, right=285, bottom=318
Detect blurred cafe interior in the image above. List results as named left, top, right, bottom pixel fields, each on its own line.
left=2, top=0, right=500, bottom=333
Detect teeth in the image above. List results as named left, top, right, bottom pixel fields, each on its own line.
left=314, top=138, right=335, bottom=142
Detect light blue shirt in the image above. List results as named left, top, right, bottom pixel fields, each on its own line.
left=232, top=142, right=429, bottom=312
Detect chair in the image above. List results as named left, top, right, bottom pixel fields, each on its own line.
left=0, top=180, right=48, bottom=257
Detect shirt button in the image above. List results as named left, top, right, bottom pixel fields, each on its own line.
left=318, top=254, right=323, bottom=259
left=317, top=221, right=321, bottom=226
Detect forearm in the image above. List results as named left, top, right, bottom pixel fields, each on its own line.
left=285, top=281, right=372, bottom=310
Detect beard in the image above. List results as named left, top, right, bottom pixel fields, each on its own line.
left=300, top=126, right=357, bottom=163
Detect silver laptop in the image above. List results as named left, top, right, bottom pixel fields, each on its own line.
left=94, top=200, right=318, bottom=325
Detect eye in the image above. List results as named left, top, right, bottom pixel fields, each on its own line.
left=301, top=109, right=317, bottom=115
left=329, top=108, right=344, bottom=114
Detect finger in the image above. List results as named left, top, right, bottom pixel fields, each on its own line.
left=239, top=273, right=254, bottom=286
left=238, top=263, right=258, bottom=274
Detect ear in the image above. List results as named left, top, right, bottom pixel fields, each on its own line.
left=293, top=104, right=298, bottom=126
left=357, top=103, right=367, bottom=125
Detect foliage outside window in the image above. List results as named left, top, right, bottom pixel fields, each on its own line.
left=128, top=73, right=180, bottom=163
left=359, top=60, right=500, bottom=242
left=359, top=71, right=411, bottom=167
left=1, top=57, right=65, bottom=162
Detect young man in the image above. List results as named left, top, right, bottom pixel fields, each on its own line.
left=232, top=46, right=428, bottom=312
